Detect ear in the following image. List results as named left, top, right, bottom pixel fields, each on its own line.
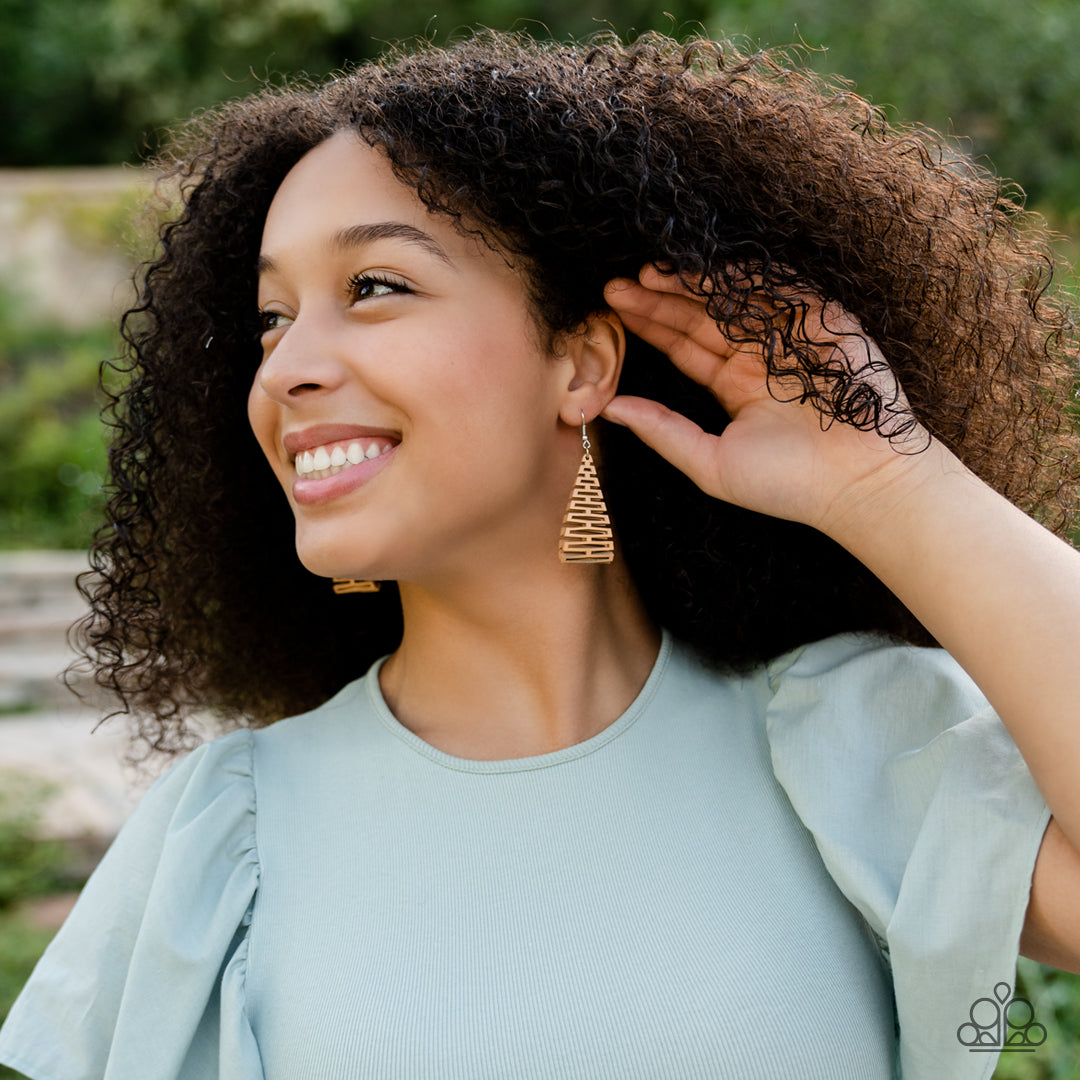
left=556, top=309, right=626, bottom=427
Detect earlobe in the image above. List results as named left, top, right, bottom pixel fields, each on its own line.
left=560, top=309, right=626, bottom=424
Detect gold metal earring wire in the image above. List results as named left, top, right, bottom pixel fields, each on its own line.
left=559, top=412, right=615, bottom=564
left=331, top=578, right=381, bottom=594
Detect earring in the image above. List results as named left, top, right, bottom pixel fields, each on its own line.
left=559, top=412, right=614, bottom=564
left=332, top=578, right=381, bottom=594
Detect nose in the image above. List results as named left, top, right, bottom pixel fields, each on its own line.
left=253, top=311, right=348, bottom=405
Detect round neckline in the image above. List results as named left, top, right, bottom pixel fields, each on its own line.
left=364, top=629, right=673, bottom=774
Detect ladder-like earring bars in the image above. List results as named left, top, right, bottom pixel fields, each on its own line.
left=332, top=578, right=381, bottom=594
left=559, top=413, right=615, bottom=564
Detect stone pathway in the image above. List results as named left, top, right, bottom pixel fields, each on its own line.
left=0, top=551, right=150, bottom=844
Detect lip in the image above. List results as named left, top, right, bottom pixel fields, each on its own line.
left=283, top=423, right=400, bottom=459
left=292, top=443, right=397, bottom=505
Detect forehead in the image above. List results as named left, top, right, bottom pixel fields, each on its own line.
left=255, top=128, right=545, bottom=336
left=261, top=131, right=430, bottom=245
left=257, top=130, right=517, bottom=288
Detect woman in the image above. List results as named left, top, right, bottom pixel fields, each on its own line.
left=2, top=30, right=1079, bottom=1080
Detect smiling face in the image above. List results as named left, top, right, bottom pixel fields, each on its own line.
left=249, top=131, right=599, bottom=588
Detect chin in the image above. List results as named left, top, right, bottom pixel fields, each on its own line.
left=294, top=535, right=382, bottom=583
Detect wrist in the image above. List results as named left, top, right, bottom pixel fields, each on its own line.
left=815, top=436, right=976, bottom=555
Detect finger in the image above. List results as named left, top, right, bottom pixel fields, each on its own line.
left=605, top=279, right=740, bottom=387
left=637, top=264, right=706, bottom=296
left=607, top=273, right=761, bottom=353
left=637, top=263, right=764, bottom=302
left=605, top=276, right=718, bottom=337
left=601, top=395, right=724, bottom=498
left=636, top=264, right=817, bottom=330
left=626, top=270, right=888, bottom=384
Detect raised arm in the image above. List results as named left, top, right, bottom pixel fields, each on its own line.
left=603, top=266, right=1080, bottom=972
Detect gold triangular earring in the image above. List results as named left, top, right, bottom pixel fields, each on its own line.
left=559, top=412, right=615, bottom=564
left=332, top=578, right=381, bottom=594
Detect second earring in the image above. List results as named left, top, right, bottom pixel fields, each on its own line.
left=559, top=413, right=615, bottom=564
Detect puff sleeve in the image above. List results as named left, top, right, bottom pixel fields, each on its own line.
left=765, top=634, right=1051, bottom=1080
left=0, top=729, right=262, bottom=1080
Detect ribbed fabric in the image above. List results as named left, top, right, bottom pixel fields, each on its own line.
left=0, top=630, right=1049, bottom=1080
left=245, top=633, right=892, bottom=1079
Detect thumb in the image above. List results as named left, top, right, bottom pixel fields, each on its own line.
left=602, top=396, right=722, bottom=497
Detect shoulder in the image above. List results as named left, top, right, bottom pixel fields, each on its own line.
left=250, top=667, right=372, bottom=750
left=767, top=631, right=986, bottom=719
left=763, top=631, right=1003, bottom=768
left=761, top=631, right=1035, bottom=861
left=124, top=726, right=258, bottom=853
left=0, top=728, right=264, bottom=1079
left=761, top=632, right=1050, bottom=1078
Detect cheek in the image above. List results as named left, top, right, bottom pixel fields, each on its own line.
left=246, top=379, right=278, bottom=463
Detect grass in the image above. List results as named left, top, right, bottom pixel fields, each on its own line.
left=991, top=960, right=1080, bottom=1079
left=0, top=914, right=58, bottom=1080
left=0, top=775, right=87, bottom=1080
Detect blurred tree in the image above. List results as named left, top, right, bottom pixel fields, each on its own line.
left=1, top=0, right=1077, bottom=219
left=0, top=0, right=712, bottom=165
left=705, top=0, right=1080, bottom=222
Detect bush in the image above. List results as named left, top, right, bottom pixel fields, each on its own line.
left=0, top=774, right=73, bottom=908
left=0, top=775, right=82, bottom=1080
left=992, top=959, right=1080, bottom=1079
left=0, top=293, right=116, bottom=550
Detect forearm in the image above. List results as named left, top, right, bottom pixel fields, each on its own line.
left=826, top=439, right=1080, bottom=850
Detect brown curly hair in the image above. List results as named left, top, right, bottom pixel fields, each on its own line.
left=76, top=30, right=1080, bottom=755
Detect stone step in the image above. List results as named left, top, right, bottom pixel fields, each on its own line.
left=0, top=551, right=95, bottom=711
left=0, top=602, right=87, bottom=642
left=0, top=551, right=90, bottom=610
left=0, top=647, right=87, bottom=712
left=0, top=705, right=149, bottom=843
left=0, top=552, right=150, bottom=850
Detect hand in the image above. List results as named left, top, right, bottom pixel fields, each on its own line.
left=602, top=265, right=935, bottom=535
left=607, top=278, right=1080, bottom=978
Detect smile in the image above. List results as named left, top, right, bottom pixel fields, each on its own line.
left=294, top=439, right=395, bottom=479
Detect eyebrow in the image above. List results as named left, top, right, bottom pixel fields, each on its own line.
left=257, top=221, right=454, bottom=275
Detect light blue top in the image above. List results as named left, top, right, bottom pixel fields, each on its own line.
left=0, top=631, right=1050, bottom=1079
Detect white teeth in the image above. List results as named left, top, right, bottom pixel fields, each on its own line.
left=295, top=439, right=393, bottom=478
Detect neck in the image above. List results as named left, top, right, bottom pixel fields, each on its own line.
left=378, top=559, right=660, bottom=760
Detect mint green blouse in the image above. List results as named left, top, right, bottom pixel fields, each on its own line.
left=0, top=631, right=1049, bottom=1079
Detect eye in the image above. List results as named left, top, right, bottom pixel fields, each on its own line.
left=258, top=309, right=292, bottom=335
left=346, top=272, right=411, bottom=302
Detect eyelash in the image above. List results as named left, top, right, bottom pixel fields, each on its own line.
left=345, top=272, right=411, bottom=301
left=257, top=272, right=411, bottom=335
left=258, top=310, right=286, bottom=335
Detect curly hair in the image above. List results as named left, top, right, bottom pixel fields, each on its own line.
left=76, top=31, right=1080, bottom=755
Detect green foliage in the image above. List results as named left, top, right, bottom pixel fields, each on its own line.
left=3, top=0, right=1079, bottom=220
left=0, top=0, right=714, bottom=166
left=0, top=774, right=73, bottom=909
left=991, top=959, right=1080, bottom=1079
left=0, top=294, right=116, bottom=549
left=705, top=0, right=1080, bottom=225
left=0, top=775, right=79, bottom=1080
left=0, top=911, right=55, bottom=1079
